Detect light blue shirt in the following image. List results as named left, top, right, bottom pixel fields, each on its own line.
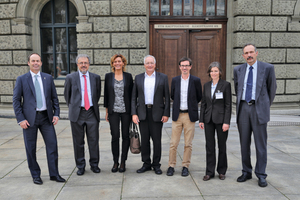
left=242, top=61, right=257, bottom=100
left=79, top=71, right=93, bottom=107
left=211, top=81, right=218, bottom=99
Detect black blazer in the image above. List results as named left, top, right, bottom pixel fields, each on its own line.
left=64, top=71, right=101, bottom=122
left=131, top=72, right=170, bottom=122
left=171, top=75, right=202, bottom=122
left=13, top=72, right=60, bottom=125
left=104, top=72, right=133, bottom=114
left=199, top=79, right=232, bottom=125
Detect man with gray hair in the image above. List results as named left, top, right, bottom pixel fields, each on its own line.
left=64, top=54, right=101, bottom=176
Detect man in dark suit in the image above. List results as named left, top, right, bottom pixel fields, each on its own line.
left=64, top=54, right=101, bottom=176
left=166, top=57, right=202, bottom=177
left=132, top=55, right=170, bottom=175
left=234, top=43, right=277, bottom=187
left=13, top=53, right=65, bottom=185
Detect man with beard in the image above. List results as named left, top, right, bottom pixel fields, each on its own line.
left=64, top=54, right=101, bottom=176
left=234, top=44, right=277, bottom=187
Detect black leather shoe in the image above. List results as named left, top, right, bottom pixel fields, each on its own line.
left=136, top=166, right=152, bottom=173
left=91, top=166, right=101, bottom=173
left=111, top=163, right=119, bottom=173
left=119, top=162, right=126, bottom=173
left=33, top=177, right=43, bottom=185
left=166, top=167, right=174, bottom=176
left=77, top=168, right=85, bottom=176
left=237, top=173, right=252, bottom=182
left=258, top=178, right=268, bottom=187
left=153, top=166, right=162, bottom=175
left=181, top=167, right=189, bottom=177
left=203, top=175, right=212, bottom=181
left=50, top=175, right=66, bottom=182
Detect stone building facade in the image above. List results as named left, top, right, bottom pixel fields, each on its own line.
left=0, top=0, right=299, bottom=109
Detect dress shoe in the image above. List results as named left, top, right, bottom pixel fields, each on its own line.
left=119, top=162, right=126, bottom=173
left=50, top=175, right=66, bottom=182
left=111, top=163, right=119, bottom=173
left=219, top=174, right=226, bottom=180
left=203, top=175, right=212, bottom=181
left=153, top=166, right=162, bottom=175
left=77, top=168, right=85, bottom=176
left=166, top=167, right=174, bottom=176
left=258, top=178, right=268, bottom=187
left=136, top=166, right=152, bottom=173
left=237, top=173, right=252, bottom=182
left=181, top=167, right=189, bottom=177
left=91, top=166, right=101, bottom=173
left=33, top=177, right=43, bottom=185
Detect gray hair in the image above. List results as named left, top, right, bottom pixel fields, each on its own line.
left=144, top=55, right=156, bottom=64
left=242, top=43, right=257, bottom=54
left=76, top=54, right=91, bottom=64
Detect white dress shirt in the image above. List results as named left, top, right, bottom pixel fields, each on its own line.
left=144, top=71, right=156, bottom=105
left=30, top=71, right=46, bottom=111
left=211, top=81, right=218, bottom=99
left=242, top=61, right=257, bottom=100
left=180, top=76, right=189, bottom=110
left=79, top=71, right=93, bottom=107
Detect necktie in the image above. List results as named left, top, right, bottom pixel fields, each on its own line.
left=245, top=66, right=253, bottom=103
left=83, top=75, right=90, bottom=110
left=34, top=75, right=43, bottom=109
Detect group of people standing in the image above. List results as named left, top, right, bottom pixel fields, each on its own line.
left=13, top=43, right=276, bottom=188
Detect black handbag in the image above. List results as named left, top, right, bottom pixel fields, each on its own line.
left=129, top=122, right=141, bottom=154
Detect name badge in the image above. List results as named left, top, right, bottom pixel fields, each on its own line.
left=215, top=90, right=223, bottom=99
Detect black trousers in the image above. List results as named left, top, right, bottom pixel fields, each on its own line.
left=23, top=111, right=59, bottom=178
left=204, top=121, right=228, bottom=176
left=139, top=107, right=163, bottom=168
left=70, top=108, right=99, bottom=169
left=108, top=112, right=131, bottom=163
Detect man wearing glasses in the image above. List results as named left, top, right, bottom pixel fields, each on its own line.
left=64, top=54, right=101, bottom=176
left=166, top=57, right=202, bottom=177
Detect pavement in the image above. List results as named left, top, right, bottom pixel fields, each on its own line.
left=0, top=107, right=300, bottom=200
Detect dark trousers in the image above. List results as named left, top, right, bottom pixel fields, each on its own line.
left=108, top=112, right=131, bottom=163
left=204, top=121, right=228, bottom=176
left=238, top=101, right=268, bottom=179
left=70, top=108, right=99, bottom=169
left=139, top=107, right=163, bottom=168
left=23, top=111, right=59, bottom=178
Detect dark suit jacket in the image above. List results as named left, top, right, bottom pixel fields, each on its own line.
left=234, top=61, right=277, bottom=124
left=104, top=72, right=133, bottom=114
left=64, top=71, right=101, bottom=122
left=200, top=79, right=232, bottom=125
left=13, top=71, right=60, bottom=125
left=171, top=75, right=202, bottom=122
left=131, top=72, right=170, bottom=122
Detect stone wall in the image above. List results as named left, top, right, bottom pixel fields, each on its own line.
left=231, top=0, right=300, bottom=106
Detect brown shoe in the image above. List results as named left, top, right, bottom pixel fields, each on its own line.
left=203, top=175, right=211, bottom=181
left=219, top=174, right=226, bottom=180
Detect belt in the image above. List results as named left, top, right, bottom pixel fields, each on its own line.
left=242, top=100, right=255, bottom=106
left=36, top=110, right=47, bottom=114
left=179, top=110, right=188, bottom=113
left=146, top=104, right=153, bottom=108
left=81, top=106, right=93, bottom=110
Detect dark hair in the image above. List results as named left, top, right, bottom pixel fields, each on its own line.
left=178, top=57, right=192, bottom=66
left=207, top=61, right=222, bottom=79
left=28, top=53, right=42, bottom=62
left=242, top=43, right=257, bottom=54
left=110, top=54, right=127, bottom=72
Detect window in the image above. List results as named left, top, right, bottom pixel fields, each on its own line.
left=40, top=0, right=78, bottom=79
left=150, top=0, right=226, bottom=17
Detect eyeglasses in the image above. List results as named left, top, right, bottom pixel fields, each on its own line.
left=180, top=65, right=191, bottom=68
left=78, top=62, right=89, bottom=65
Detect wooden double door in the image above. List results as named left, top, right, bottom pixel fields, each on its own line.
left=150, top=22, right=227, bottom=88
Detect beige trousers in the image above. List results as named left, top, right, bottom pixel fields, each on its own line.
left=168, top=113, right=195, bottom=168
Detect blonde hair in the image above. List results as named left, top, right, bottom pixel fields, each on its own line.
left=110, top=54, right=127, bottom=72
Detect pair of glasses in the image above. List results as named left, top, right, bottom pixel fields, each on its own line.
left=78, top=62, right=89, bottom=65
left=180, top=65, right=190, bottom=68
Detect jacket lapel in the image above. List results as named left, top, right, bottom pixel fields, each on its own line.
left=213, top=80, right=224, bottom=102
left=40, top=72, right=47, bottom=99
left=26, top=72, right=36, bottom=98
left=255, top=61, right=265, bottom=101
left=154, top=72, right=159, bottom=94
left=75, top=71, right=81, bottom=93
left=238, top=64, right=247, bottom=100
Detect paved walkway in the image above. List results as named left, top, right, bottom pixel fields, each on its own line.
left=0, top=108, right=299, bottom=200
